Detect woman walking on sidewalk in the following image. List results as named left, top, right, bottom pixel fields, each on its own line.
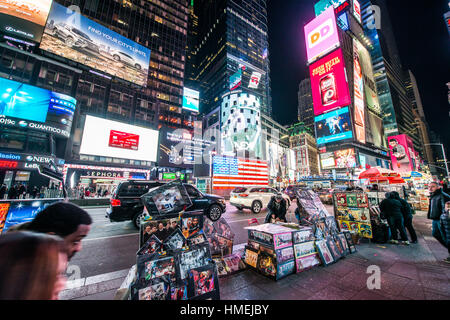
left=379, top=192, right=409, bottom=245
left=392, top=191, right=418, bottom=243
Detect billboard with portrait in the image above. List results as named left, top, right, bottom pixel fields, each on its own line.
left=220, top=92, right=262, bottom=159
left=314, top=107, right=353, bottom=145
left=182, top=88, right=200, bottom=113
left=0, top=0, right=53, bottom=42
left=0, top=77, right=76, bottom=138
left=304, top=7, right=340, bottom=64
left=353, top=39, right=365, bottom=144
left=334, top=148, right=356, bottom=168
left=388, top=134, right=416, bottom=173
left=40, top=3, right=150, bottom=86
left=309, top=48, right=351, bottom=116
left=80, top=115, right=159, bottom=162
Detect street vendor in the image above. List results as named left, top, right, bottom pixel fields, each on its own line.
left=265, top=193, right=287, bottom=223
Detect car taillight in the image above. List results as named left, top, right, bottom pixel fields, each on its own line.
left=110, top=199, right=121, bottom=207
left=239, top=194, right=249, bottom=197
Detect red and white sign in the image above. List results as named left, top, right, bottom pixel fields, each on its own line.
left=109, top=130, right=140, bottom=151
left=248, top=72, right=262, bottom=89
left=353, top=0, right=362, bottom=24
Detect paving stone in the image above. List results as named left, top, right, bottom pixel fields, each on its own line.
left=378, top=272, right=411, bottom=296
left=307, top=285, right=357, bottom=300
left=74, top=289, right=116, bottom=300
left=290, top=268, right=340, bottom=292
left=219, top=271, right=262, bottom=295
left=268, top=286, right=314, bottom=300
left=59, top=286, right=89, bottom=300
left=221, top=284, right=270, bottom=300
left=321, top=260, right=358, bottom=278
left=400, top=280, right=426, bottom=300
left=424, top=290, right=450, bottom=300
left=387, top=262, right=420, bottom=281
left=418, top=270, right=450, bottom=296
left=334, top=266, right=370, bottom=292
left=350, top=288, right=390, bottom=300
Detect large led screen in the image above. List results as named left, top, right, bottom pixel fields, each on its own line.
left=388, top=134, right=416, bottom=173
left=353, top=39, right=365, bottom=144
left=182, top=88, right=199, bottom=113
left=0, top=0, right=53, bottom=42
left=314, top=0, right=347, bottom=16
left=315, top=107, right=353, bottom=145
left=334, top=148, right=356, bottom=168
left=304, top=7, right=340, bottom=64
left=310, top=48, right=351, bottom=116
left=220, top=92, right=262, bottom=159
left=0, top=77, right=76, bottom=138
left=80, top=115, right=159, bottom=162
left=366, top=112, right=386, bottom=148
left=40, top=3, right=150, bottom=86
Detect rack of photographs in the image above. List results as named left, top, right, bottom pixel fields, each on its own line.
left=129, top=181, right=220, bottom=300
left=333, top=191, right=373, bottom=239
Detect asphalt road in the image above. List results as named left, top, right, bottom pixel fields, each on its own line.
left=69, top=201, right=332, bottom=279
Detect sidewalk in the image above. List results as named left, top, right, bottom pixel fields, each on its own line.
left=60, top=211, right=450, bottom=300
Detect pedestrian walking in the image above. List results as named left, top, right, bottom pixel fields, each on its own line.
left=265, top=193, right=287, bottom=223
left=427, top=182, right=450, bottom=257
left=440, top=202, right=450, bottom=263
left=0, top=231, right=68, bottom=300
left=392, top=191, right=417, bottom=243
left=7, top=202, right=92, bottom=260
left=379, top=192, right=409, bottom=245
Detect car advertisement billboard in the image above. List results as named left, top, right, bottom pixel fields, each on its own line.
left=182, top=87, right=200, bottom=113
left=314, top=106, right=353, bottom=145
left=388, top=134, right=416, bottom=173
left=309, top=48, right=351, bottom=116
left=334, top=148, right=356, bottom=168
left=0, top=76, right=76, bottom=138
left=40, top=3, right=150, bottom=86
left=79, top=115, right=158, bottom=162
left=0, top=0, right=53, bottom=42
left=304, top=6, right=340, bottom=64
left=158, top=127, right=214, bottom=168
left=221, top=92, right=262, bottom=159
left=353, top=39, right=365, bottom=144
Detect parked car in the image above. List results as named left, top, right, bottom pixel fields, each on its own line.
left=46, top=21, right=100, bottom=53
left=106, top=180, right=226, bottom=228
left=230, top=186, right=291, bottom=214
left=111, top=50, right=142, bottom=70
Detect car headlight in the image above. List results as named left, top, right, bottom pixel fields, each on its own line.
left=218, top=199, right=226, bottom=204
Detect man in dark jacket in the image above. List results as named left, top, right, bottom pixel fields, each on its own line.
left=265, top=193, right=287, bottom=223
left=392, top=191, right=417, bottom=243
left=428, top=182, right=450, bottom=252
left=0, top=184, right=6, bottom=199
left=379, top=192, right=409, bottom=245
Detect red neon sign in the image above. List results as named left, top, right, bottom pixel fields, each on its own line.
left=0, top=161, right=18, bottom=168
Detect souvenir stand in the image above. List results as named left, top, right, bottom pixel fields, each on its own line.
left=242, top=189, right=355, bottom=281
left=118, top=180, right=220, bottom=300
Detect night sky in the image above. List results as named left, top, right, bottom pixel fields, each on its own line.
left=267, top=0, right=450, bottom=158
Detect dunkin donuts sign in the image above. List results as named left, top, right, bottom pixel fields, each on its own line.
left=304, top=6, right=340, bottom=64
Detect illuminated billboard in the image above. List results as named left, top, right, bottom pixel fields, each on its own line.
left=304, top=7, right=340, bottom=64
left=366, top=112, right=386, bottom=148
left=229, top=68, right=242, bottom=90
left=334, top=148, right=356, bottom=168
left=309, top=48, right=351, bottom=116
left=320, top=152, right=335, bottom=169
left=314, top=0, right=348, bottom=16
left=353, top=0, right=362, bottom=24
left=388, top=134, right=416, bottom=173
left=0, top=0, right=53, bottom=42
left=353, top=39, right=365, bottom=144
left=80, top=115, right=159, bottom=162
left=220, top=92, right=262, bottom=159
left=0, top=76, right=76, bottom=138
left=40, top=3, right=150, bottom=86
left=248, top=72, right=262, bottom=89
left=314, top=106, right=353, bottom=145
left=182, top=88, right=200, bottom=113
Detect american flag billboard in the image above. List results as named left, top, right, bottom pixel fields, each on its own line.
left=212, top=156, right=269, bottom=190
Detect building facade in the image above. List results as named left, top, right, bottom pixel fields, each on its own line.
left=288, top=123, right=319, bottom=178
left=297, top=78, right=315, bottom=132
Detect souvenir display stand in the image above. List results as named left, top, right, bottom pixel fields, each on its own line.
left=119, top=180, right=220, bottom=300
left=243, top=189, right=356, bottom=281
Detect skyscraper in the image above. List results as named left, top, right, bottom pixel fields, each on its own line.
left=298, top=78, right=315, bottom=133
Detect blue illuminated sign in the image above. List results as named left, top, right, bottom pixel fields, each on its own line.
left=213, top=156, right=238, bottom=176
left=0, top=152, right=21, bottom=161
left=315, top=107, right=353, bottom=145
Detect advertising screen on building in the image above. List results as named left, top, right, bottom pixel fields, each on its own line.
left=366, top=112, right=386, bottom=148
left=388, top=134, right=416, bottom=173
left=334, top=148, right=356, bottom=168
left=353, top=39, right=366, bottom=144
left=314, top=0, right=348, bottom=16
left=248, top=72, right=262, bottom=89
left=40, top=3, right=150, bottom=86
left=314, top=106, right=353, bottom=145
left=0, top=0, right=53, bottom=42
left=445, top=12, right=450, bottom=36
left=320, top=152, right=335, bottom=169
left=158, top=127, right=214, bottom=168
left=221, top=92, right=262, bottom=159
left=309, top=48, right=351, bottom=116
left=353, top=0, right=362, bottom=24
left=229, top=68, right=242, bottom=91
left=0, top=77, right=76, bottom=138
left=304, top=7, right=340, bottom=64
left=182, top=88, right=200, bottom=113
left=80, top=115, right=158, bottom=162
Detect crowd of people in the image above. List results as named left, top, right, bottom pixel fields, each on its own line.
left=0, top=202, right=92, bottom=299
left=0, top=183, right=62, bottom=200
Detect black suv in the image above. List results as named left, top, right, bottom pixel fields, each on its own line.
left=106, top=180, right=226, bottom=228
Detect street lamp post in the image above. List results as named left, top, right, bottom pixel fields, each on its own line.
left=425, top=143, right=449, bottom=178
